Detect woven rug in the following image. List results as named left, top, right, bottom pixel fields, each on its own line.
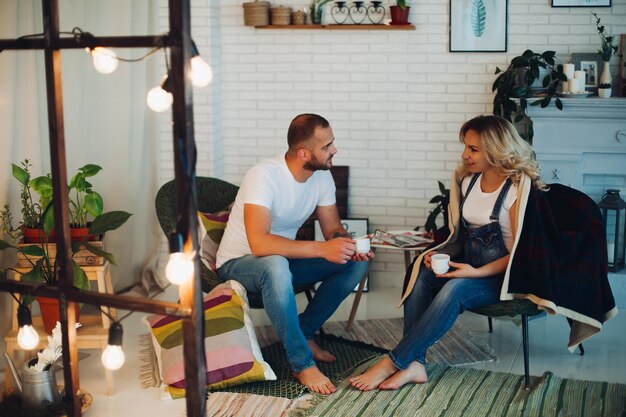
left=290, top=358, right=626, bottom=417
left=256, top=318, right=495, bottom=367
left=213, top=334, right=387, bottom=399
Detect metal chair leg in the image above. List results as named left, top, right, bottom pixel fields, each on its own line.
left=578, top=343, right=585, bottom=356
left=521, top=313, right=530, bottom=389
left=487, top=317, right=493, bottom=333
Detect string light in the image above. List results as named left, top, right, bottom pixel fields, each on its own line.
left=87, top=47, right=119, bottom=74
left=146, top=74, right=173, bottom=112
left=101, top=322, right=125, bottom=371
left=17, top=303, right=40, bottom=350
left=165, top=232, right=194, bottom=285
left=190, top=41, right=213, bottom=87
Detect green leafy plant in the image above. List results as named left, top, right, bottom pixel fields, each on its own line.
left=0, top=161, right=132, bottom=305
left=310, top=0, right=333, bottom=23
left=592, top=12, right=622, bottom=62
left=68, top=164, right=104, bottom=228
left=492, top=49, right=566, bottom=143
left=599, top=82, right=612, bottom=89
left=0, top=160, right=54, bottom=241
left=417, top=181, right=450, bottom=233
left=396, top=0, right=407, bottom=9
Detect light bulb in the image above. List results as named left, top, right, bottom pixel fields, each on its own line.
left=146, top=85, right=173, bottom=112
left=102, top=322, right=125, bottom=371
left=165, top=252, right=194, bottom=284
left=190, top=56, right=213, bottom=87
left=17, top=304, right=40, bottom=350
left=17, top=325, right=40, bottom=350
left=101, top=345, right=125, bottom=371
left=90, top=47, right=118, bottom=74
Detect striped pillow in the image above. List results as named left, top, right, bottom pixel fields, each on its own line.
left=143, top=280, right=276, bottom=399
left=197, top=206, right=231, bottom=272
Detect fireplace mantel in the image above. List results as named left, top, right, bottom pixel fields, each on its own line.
left=528, top=97, right=626, bottom=301
left=528, top=97, right=626, bottom=198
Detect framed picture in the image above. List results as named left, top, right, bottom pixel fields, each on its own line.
left=572, top=52, right=602, bottom=93
left=450, top=0, right=508, bottom=52
left=551, top=0, right=610, bottom=7
left=314, top=218, right=369, bottom=292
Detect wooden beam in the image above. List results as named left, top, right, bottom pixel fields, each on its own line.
left=0, top=35, right=169, bottom=50
left=0, top=280, right=192, bottom=317
left=41, top=0, right=80, bottom=415
left=169, top=1, right=207, bottom=416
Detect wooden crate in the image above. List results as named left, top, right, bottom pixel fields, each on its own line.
left=17, top=241, right=105, bottom=267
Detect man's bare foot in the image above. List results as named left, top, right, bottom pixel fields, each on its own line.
left=379, top=360, right=428, bottom=390
left=293, top=366, right=336, bottom=395
left=349, top=355, right=398, bottom=391
left=308, top=340, right=336, bottom=363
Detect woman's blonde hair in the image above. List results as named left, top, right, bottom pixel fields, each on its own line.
left=458, top=115, right=546, bottom=189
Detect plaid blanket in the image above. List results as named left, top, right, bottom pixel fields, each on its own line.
left=506, top=183, right=617, bottom=349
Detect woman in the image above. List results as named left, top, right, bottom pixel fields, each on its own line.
left=350, top=114, right=546, bottom=391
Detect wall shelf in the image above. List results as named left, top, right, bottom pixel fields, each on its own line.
left=255, top=24, right=415, bottom=30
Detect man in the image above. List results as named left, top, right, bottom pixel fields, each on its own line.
left=216, top=114, right=373, bottom=395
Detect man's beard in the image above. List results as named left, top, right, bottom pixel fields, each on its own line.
left=303, top=154, right=332, bottom=171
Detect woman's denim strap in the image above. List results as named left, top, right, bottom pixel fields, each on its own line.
left=460, top=173, right=480, bottom=228
left=489, top=178, right=513, bottom=221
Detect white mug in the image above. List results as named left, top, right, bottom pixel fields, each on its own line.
left=355, top=238, right=371, bottom=254
left=431, top=253, right=450, bottom=274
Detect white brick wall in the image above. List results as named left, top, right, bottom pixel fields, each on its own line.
left=157, top=0, right=626, bottom=287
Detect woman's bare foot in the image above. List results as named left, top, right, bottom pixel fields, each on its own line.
left=293, top=365, right=336, bottom=395
left=379, top=360, right=428, bottom=390
left=349, top=355, right=398, bottom=391
left=308, top=340, right=336, bottom=363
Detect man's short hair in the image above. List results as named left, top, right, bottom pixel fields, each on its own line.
left=287, top=114, right=330, bottom=149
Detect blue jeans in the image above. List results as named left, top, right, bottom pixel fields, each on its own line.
left=389, top=264, right=502, bottom=370
left=217, top=255, right=368, bottom=372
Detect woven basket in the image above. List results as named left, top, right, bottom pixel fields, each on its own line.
left=243, top=0, right=270, bottom=27
left=271, top=6, right=292, bottom=25
left=292, top=10, right=304, bottom=25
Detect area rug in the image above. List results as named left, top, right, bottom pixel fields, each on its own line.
left=256, top=318, right=495, bottom=367
left=290, top=357, right=626, bottom=417
left=213, top=334, right=387, bottom=399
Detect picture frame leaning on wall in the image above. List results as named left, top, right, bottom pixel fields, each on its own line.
left=551, top=0, right=610, bottom=7
left=572, top=52, right=602, bottom=94
left=450, top=0, right=508, bottom=52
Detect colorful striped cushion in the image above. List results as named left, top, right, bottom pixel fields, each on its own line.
left=197, top=207, right=231, bottom=272
left=143, top=280, right=276, bottom=399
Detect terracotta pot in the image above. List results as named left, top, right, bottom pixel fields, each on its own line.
left=389, top=5, right=410, bottom=25
left=70, top=227, right=98, bottom=242
left=23, top=227, right=55, bottom=243
left=37, top=296, right=80, bottom=334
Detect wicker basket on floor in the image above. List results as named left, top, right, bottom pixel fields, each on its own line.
left=243, top=0, right=270, bottom=27
left=271, top=6, right=292, bottom=25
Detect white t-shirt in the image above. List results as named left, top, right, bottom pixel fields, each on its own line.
left=216, top=155, right=336, bottom=268
left=461, top=174, right=518, bottom=252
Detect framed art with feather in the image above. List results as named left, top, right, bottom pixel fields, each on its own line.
left=450, top=0, right=508, bottom=52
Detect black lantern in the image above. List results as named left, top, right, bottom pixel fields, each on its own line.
left=598, top=189, right=626, bottom=272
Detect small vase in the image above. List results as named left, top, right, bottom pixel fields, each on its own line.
left=599, top=60, right=611, bottom=85
left=598, top=88, right=612, bottom=98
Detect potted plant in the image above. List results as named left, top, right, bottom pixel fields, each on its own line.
left=492, top=49, right=566, bottom=143
left=1, top=160, right=54, bottom=243
left=1, top=161, right=132, bottom=334
left=68, top=164, right=104, bottom=241
left=591, top=12, right=626, bottom=87
left=598, top=82, right=612, bottom=98
left=389, top=0, right=410, bottom=25
left=414, top=181, right=449, bottom=238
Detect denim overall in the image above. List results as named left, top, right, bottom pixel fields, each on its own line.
left=390, top=174, right=514, bottom=370
left=461, top=173, right=513, bottom=269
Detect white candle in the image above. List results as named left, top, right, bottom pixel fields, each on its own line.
left=564, top=63, right=575, bottom=81
left=574, top=70, right=586, bottom=92
left=569, top=77, right=579, bottom=93
left=561, top=80, right=569, bottom=93
left=608, top=242, right=615, bottom=264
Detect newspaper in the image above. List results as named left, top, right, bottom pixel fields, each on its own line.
left=370, top=229, right=433, bottom=248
